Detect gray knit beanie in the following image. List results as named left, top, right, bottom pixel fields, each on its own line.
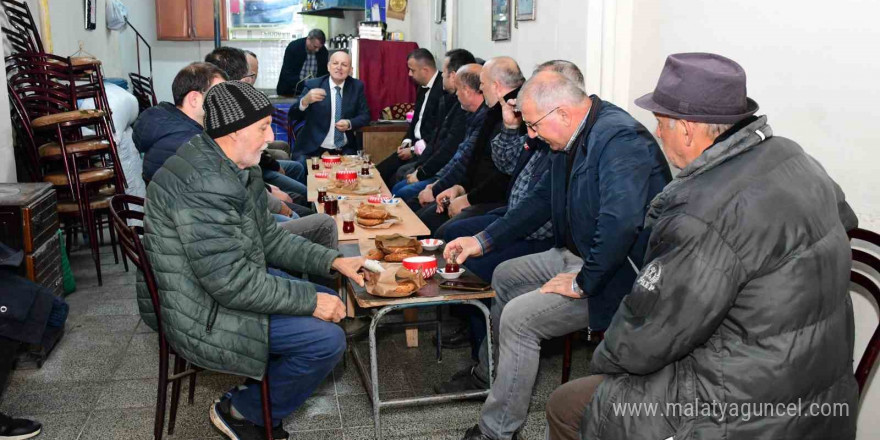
left=203, top=80, right=274, bottom=139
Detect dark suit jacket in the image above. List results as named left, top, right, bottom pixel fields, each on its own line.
left=276, top=38, right=329, bottom=96
left=290, top=75, right=371, bottom=157
left=405, top=72, right=445, bottom=143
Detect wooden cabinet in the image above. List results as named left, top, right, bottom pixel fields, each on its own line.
left=156, top=0, right=228, bottom=41
left=0, top=183, right=62, bottom=297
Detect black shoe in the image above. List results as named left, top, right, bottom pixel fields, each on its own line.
left=215, top=392, right=289, bottom=439
left=0, top=412, right=42, bottom=440
left=340, top=316, right=370, bottom=338
left=432, top=325, right=471, bottom=349
left=434, top=366, right=489, bottom=395
left=211, top=399, right=283, bottom=440
left=461, top=424, right=519, bottom=440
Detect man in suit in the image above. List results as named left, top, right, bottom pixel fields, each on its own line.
left=276, top=29, right=329, bottom=96
left=376, top=48, right=446, bottom=184
left=290, top=51, right=371, bottom=160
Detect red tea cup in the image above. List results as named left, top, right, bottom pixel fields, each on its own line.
left=322, top=155, right=341, bottom=169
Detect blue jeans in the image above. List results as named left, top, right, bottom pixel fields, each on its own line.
left=391, top=177, right=436, bottom=200
left=264, top=160, right=308, bottom=198
left=230, top=268, right=346, bottom=427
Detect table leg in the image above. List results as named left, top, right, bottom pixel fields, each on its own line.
left=403, top=308, right=419, bottom=348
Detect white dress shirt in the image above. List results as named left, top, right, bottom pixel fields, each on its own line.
left=300, top=78, right=348, bottom=150
left=413, top=71, right=439, bottom=141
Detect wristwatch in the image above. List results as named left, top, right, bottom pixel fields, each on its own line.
left=571, top=278, right=584, bottom=296
left=409, top=144, right=416, bottom=153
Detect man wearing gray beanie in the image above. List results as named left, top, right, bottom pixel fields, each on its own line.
left=141, top=80, right=366, bottom=439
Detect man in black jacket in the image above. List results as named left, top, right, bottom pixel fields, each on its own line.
left=376, top=48, right=446, bottom=184
left=416, top=57, right=524, bottom=237
left=546, top=52, right=858, bottom=440
left=389, top=49, right=476, bottom=197
left=276, top=29, right=328, bottom=96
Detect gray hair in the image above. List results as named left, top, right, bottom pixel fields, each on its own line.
left=456, top=64, right=482, bottom=92
left=486, top=57, right=525, bottom=89
left=534, top=60, right=585, bottom=91
left=517, top=71, right=587, bottom=113
left=665, top=118, right=733, bottom=138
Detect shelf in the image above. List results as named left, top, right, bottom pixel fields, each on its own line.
left=298, top=7, right=364, bottom=19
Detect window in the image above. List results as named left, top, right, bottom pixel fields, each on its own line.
left=228, top=0, right=307, bottom=41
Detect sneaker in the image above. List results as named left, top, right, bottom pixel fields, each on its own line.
left=211, top=399, right=279, bottom=440
left=0, top=412, right=42, bottom=440
left=214, top=392, right=289, bottom=439
left=434, top=365, right=489, bottom=395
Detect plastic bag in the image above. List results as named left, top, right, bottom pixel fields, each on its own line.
left=106, top=0, right=128, bottom=30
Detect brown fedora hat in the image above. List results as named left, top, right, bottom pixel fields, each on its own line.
left=635, top=52, right=759, bottom=124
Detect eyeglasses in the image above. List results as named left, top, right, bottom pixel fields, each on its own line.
left=524, top=107, right=560, bottom=132
left=243, top=73, right=257, bottom=80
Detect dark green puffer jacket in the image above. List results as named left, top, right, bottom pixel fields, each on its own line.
left=136, top=133, right=341, bottom=379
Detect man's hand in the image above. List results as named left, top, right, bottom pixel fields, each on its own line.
left=312, top=293, right=346, bottom=322
left=278, top=202, right=293, bottom=218
left=303, top=88, right=327, bottom=105
left=397, top=144, right=413, bottom=160
left=268, top=184, right=292, bottom=203
left=418, top=184, right=435, bottom=206
left=500, top=98, right=521, bottom=129
left=406, top=171, right=419, bottom=184
left=540, top=272, right=580, bottom=298
left=334, top=119, right=352, bottom=131
left=448, top=195, right=470, bottom=217
left=435, top=186, right=463, bottom=213
left=443, top=236, right=483, bottom=264
left=332, top=256, right=365, bottom=287
left=278, top=166, right=285, bottom=176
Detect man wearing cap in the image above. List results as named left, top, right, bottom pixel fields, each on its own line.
left=545, top=53, right=859, bottom=440
left=141, top=80, right=366, bottom=440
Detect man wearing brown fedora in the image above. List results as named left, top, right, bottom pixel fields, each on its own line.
left=545, top=52, right=859, bottom=440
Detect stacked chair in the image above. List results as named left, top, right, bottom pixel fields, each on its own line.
left=3, top=0, right=124, bottom=285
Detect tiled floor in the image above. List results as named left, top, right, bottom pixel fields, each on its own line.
left=1, top=245, right=595, bottom=439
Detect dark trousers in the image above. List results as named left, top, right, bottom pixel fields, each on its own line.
left=441, top=213, right=553, bottom=360
left=416, top=202, right=505, bottom=238
left=440, top=214, right=554, bottom=282
left=376, top=151, right=413, bottom=185
left=230, top=268, right=346, bottom=427
left=546, top=375, right=606, bottom=440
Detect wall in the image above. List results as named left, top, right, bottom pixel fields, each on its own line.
left=0, top=32, right=14, bottom=183
left=455, top=0, right=880, bottom=437
left=454, top=0, right=588, bottom=74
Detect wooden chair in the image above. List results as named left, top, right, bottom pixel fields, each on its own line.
left=850, top=228, right=880, bottom=396
left=129, top=72, right=158, bottom=114
left=7, top=54, right=125, bottom=284
left=109, top=195, right=275, bottom=440
left=1, top=0, right=43, bottom=53
left=560, top=329, right=604, bottom=384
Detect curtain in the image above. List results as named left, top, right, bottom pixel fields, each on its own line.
left=357, top=39, right=419, bottom=121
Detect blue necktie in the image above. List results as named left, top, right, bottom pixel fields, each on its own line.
left=334, top=86, right=345, bottom=148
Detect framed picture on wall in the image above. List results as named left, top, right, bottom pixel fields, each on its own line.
left=516, top=0, right=535, bottom=21
left=491, top=0, right=511, bottom=41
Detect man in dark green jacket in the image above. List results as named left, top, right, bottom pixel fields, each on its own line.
left=141, top=80, right=365, bottom=439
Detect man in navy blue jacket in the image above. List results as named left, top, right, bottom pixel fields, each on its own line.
left=443, top=71, right=672, bottom=440
left=133, top=62, right=227, bottom=182
left=289, top=51, right=371, bottom=160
